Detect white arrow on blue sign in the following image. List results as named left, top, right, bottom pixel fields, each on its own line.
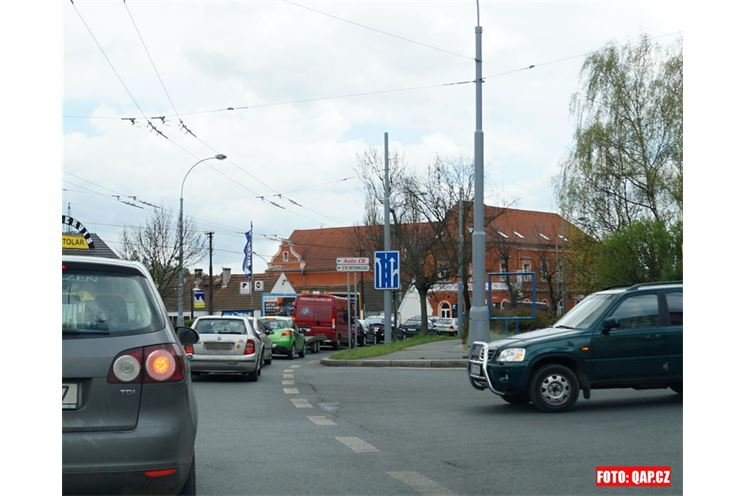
left=374, top=250, right=400, bottom=290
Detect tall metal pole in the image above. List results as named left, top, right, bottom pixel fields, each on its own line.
left=177, top=154, right=226, bottom=327
left=458, top=188, right=465, bottom=336
left=178, top=196, right=185, bottom=326
left=207, top=231, right=214, bottom=315
left=469, top=5, right=489, bottom=346
left=346, top=271, right=352, bottom=349
left=383, top=132, right=392, bottom=344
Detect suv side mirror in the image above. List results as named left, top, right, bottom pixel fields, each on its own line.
left=601, top=318, right=620, bottom=334
left=176, top=326, right=199, bottom=345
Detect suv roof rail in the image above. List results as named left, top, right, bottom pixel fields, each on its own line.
left=628, top=281, right=683, bottom=290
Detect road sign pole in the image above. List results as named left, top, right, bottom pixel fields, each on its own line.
left=384, top=132, right=392, bottom=344
left=346, top=271, right=352, bottom=349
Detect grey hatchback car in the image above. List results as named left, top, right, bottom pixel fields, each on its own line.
left=62, top=255, right=200, bottom=495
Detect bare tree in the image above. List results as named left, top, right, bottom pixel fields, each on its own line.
left=355, top=147, right=448, bottom=334
left=118, top=207, right=206, bottom=301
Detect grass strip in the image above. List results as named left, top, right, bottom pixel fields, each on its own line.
left=329, top=335, right=459, bottom=360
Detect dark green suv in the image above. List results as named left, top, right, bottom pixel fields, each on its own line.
left=468, top=282, right=683, bottom=412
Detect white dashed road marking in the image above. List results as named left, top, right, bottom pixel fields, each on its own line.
left=290, top=365, right=301, bottom=368
left=290, top=398, right=313, bottom=408
left=335, top=436, right=379, bottom=453
left=318, top=402, right=340, bottom=412
left=282, top=380, right=294, bottom=385
left=387, top=472, right=455, bottom=496
left=283, top=388, right=299, bottom=395
left=307, top=416, right=336, bottom=426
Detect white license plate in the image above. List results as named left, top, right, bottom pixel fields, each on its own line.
left=63, top=383, right=79, bottom=410
left=470, top=363, right=482, bottom=377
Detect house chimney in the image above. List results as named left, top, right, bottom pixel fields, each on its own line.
left=221, top=267, right=231, bottom=288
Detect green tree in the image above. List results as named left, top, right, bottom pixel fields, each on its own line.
left=556, top=35, right=682, bottom=238
left=596, top=219, right=682, bottom=287
left=555, top=35, right=683, bottom=289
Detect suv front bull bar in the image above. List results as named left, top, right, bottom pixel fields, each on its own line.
left=467, top=341, right=502, bottom=396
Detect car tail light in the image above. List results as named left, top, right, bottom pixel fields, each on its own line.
left=144, top=468, right=177, bottom=478
left=282, top=330, right=292, bottom=337
left=332, top=318, right=336, bottom=329
left=108, top=344, right=185, bottom=384
left=183, top=343, right=194, bottom=354
left=110, top=349, right=143, bottom=383
left=145, top=347, right=178, bottom=382
left=244, top=340, right=256, bottom=355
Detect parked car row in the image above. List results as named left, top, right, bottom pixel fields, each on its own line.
left=357, top=315, right=461, bottom=343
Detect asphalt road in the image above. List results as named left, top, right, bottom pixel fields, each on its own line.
left=192, top=351, right=683, bottom=495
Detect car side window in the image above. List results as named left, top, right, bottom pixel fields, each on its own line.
left=609, top=294, right=659, bottom=329
left=665, top=292, right=683, bottom=326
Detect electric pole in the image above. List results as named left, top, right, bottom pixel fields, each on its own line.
left=458, top=188, right=465, bottom=337
left=469, top=2, right=489, bottom=345
left=206, top=231, right=214, bottom=315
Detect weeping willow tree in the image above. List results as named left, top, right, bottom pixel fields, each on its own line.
left=555, top=35, right=683, bottom=289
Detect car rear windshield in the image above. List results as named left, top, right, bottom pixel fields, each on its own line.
left=62, top=268, right=164, bottom=336
left=260, top=319, right=293, bottom=330
left=194, top=319, right=247, bottom=334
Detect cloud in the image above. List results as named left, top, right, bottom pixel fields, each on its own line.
left=63, top=0, right=682, bottom=273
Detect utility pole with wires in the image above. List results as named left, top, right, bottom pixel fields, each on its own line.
left=458, top=188, right=465, bottom=336
left=469, top=1, right=489, bottom=346
left=206, top=232, right=215, bottom=315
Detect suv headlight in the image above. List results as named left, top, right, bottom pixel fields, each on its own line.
left=497, top=348, right=526, bottom=362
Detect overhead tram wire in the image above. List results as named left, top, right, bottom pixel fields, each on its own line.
left=120, top=0, right=327, bottom=223
left=281, top=0, right=473, bottom=61
left=69, top=0, right=168, bottom=140
left=122, top=0, right=195, bottom=138
left=66, top=30, right=682, bottom=124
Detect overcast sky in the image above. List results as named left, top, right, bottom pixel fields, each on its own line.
left=61, top=0, right=683, bottom=274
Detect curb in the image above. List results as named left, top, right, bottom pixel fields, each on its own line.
left=320, top=358, right=467, bottom=368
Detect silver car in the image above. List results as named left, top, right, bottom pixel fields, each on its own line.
left=433, top=317, right=459, bottom=335
left=188, top=316, right=272, bottom=380
left=62, top=255, right=199, bottom=495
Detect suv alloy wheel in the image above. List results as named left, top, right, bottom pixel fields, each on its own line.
left=529, top=364, right=580, bottom=412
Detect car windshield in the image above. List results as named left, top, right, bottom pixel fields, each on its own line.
left=260, top=319, right=293, bottom=330
left=552, top=293, right=616, bottom=329
left=194, top=319, right=247, bottom=334
left=62, top=270, right=162, bottom=335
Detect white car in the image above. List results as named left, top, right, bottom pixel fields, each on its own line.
left=433, top=317, right=459, bottom=336
left=188, top=315, right=272, bottom=380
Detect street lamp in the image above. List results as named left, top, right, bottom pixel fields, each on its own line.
left=469, top=0, right=489, bottom=346
left=177, top=154, right=227, bottom=327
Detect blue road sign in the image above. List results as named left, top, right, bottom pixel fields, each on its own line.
left=374, top=250, right=400, bottom=290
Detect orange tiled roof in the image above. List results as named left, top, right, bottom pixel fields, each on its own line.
left=268, top=206, right=578, bottom=273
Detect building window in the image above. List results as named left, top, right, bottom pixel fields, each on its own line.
left=499, top=261, right=509, bottom=281
left=282, top=251, right=289, bottom=262
left=520, top=259, right=532, bottom=283
left=439, top=301, right=451, bottom=318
